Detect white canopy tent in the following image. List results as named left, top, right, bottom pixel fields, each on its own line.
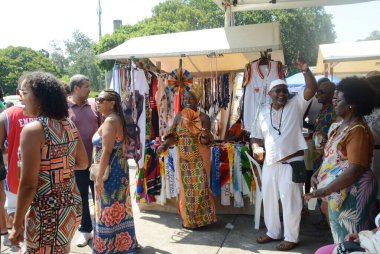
left=97, top=22, right=284, bottom=74
left=314, top=40, right=380, bottom=76
left=212, top=0, right=378, bottom=12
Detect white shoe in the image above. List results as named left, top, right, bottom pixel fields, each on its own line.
left=76, top=232, right=93, bottom=247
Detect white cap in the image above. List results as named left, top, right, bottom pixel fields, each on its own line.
left=269, top=79, right=287, bottom=91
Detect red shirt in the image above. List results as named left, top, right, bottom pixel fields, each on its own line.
left=5, top=106, right=35, bottom=193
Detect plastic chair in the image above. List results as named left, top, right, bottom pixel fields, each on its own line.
left=245, top=151, right=263, bottom=230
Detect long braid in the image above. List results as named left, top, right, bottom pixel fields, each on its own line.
left=104, top=89, right=128, bottom=143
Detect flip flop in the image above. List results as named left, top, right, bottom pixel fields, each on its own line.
left=256, top=234, right=282, bottom=244
left=276, top=241, right=298, bottom=251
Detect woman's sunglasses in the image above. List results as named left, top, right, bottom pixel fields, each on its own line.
left=95, top=96, right=113, bottom=103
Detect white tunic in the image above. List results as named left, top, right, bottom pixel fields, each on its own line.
left=253, top=88, right=310, bottom=166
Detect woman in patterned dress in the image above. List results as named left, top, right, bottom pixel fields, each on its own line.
left=92, top=89, right=138, bottom=254
left=305, top=77, right=378, bottom=243
left=9, top=71, right=88, bottom=253
left=156, top=85, right=217, bottom=229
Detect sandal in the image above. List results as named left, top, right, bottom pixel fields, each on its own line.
left=276, top=241, right=298, bottom=251
left=256, top=234, right=281, bottom=244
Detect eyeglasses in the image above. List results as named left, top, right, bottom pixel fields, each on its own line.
left=317, top=90, right=326, bottom=95
left=95, top=96, right=112, bottom=103
left=272, top=88, right=289, bottom=94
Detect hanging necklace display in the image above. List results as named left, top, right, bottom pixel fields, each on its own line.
left=270, top=104, right=284, bottom=135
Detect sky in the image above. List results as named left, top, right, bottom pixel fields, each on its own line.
left=0, top=0, right=379, bottom=52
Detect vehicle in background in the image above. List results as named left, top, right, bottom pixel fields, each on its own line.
left=3, top=95, right=21, bottom=106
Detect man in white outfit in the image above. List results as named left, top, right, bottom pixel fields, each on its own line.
left=251, top=52, right=317, bottom=251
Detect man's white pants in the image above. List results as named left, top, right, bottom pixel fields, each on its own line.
left=262, top=161, right=303, bottom=243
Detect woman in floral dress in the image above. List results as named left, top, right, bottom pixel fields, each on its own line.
left=306, top=77, right=378, bottom=243
left=92, top=89, right=138, bottom=254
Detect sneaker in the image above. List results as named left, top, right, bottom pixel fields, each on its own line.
left=76, top=232, right=93, bottom=247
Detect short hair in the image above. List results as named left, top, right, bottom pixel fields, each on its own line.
left=317, top=77, right=330, bottom=85
left=69, top=74, right=90, bottom=92
left=18, top=71, right=68, bottom=119
left=337, top=76, right=376, bottom=117
left=319, top=81, right=336, bottom=92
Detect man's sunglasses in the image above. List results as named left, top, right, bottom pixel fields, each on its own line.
left=272, top=88, right=289, bottom=94
left=95, top=96, right=113, bottom=103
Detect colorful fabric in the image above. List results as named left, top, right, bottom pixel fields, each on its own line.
left=219, top=145, right=231, bottom=206
left=25, top=117, right=82, bottom=253
left=173, top=108, right=217, bottom=228
left=227, top=143, right=235, bottom=197
left=233, top=144, right=244, bottom=208
left=241, top=145, right=253, bottom=200
left=211, top=146, right=221, bottom=196
left=92, top=134, right=138, bottom=254
left=167, top=68, right=193, bottom=94
left=317, top=121, right=377, bottom=243
left=311, top=105, right=337, bottom=171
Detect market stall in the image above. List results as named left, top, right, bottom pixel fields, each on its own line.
left=97, top=22, right=285, bottom=214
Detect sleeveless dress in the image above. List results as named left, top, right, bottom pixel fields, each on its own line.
left=24, top=117, right=82, bottom=254
left=92, top=133, right=138, bottom=254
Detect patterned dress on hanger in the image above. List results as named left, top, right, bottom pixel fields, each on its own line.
left=92, top=133, right=138, bottom=254
left=24, top=117, right=82, bottom=254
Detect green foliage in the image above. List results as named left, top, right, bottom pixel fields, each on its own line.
left=0, top=46, right=60, bottom=95
left=362, top=30, right=380, bottom=41
left=234, top=7, right=336, bottom=75
left=94, top=0, right=336, bottom=76
left=50, top=31, right=105, bottom=92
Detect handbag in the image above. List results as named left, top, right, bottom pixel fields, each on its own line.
left=289, top=160, right=306, bottom=183
left=89, top=164, right=110, bottom=181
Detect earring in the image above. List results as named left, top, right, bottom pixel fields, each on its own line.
left=349, top=105, right=352, bottom=109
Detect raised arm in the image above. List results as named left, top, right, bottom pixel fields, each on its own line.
left=293, top=51, right=317, bottom=101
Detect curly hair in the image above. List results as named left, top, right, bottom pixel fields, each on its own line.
left=18, top=71, right=68, bottom=119
left=366, top=74, right=380, bottom=108
left=102, top=89, right=128, bottom=142
left=337, top=76, right=376, bottom=117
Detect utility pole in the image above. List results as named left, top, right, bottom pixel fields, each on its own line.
left=97, top=0, right=102, bottom=39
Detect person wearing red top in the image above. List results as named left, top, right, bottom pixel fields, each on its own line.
left=0, top=105, right=34, bottom=229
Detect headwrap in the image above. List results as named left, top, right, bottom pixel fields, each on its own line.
left=186, top=81, right=203, bottom=101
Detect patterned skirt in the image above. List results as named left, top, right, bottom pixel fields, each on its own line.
left=328, top=170, right=378, bottom=243
left=93, top=152, right=138, bottom=254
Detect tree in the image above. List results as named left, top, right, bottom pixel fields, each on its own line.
left=50, top=31, right=104, bottom=91
left=362, top=30, right=380, bottom=41
left=0, top=46, right=60, bottom=95
left=94, top=0, right=336, bottom=75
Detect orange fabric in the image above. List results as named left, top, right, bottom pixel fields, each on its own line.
left=343, top=123, right=374, bottom=168
left=180, top=108, right=202, bottom=135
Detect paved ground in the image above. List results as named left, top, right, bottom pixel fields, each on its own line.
left=1, top=165, right=333, bottom=254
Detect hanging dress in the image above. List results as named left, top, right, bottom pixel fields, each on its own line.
left=92, top=133, right=138, bottom=254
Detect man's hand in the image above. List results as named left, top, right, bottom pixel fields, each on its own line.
left=292, top=51, right=309, bottom=72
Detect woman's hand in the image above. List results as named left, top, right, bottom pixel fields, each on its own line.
left=304, top=187, right=329, bottom=201
left=156, top=144, right=168, bottom=155
left=9, top=223, right=24, bottom=248
left=345, top=233, right=360, bottom=242
left=95, top=177, right=104, bottom=194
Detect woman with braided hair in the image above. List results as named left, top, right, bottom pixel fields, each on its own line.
left=92, top=89, right=138, bottom=253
